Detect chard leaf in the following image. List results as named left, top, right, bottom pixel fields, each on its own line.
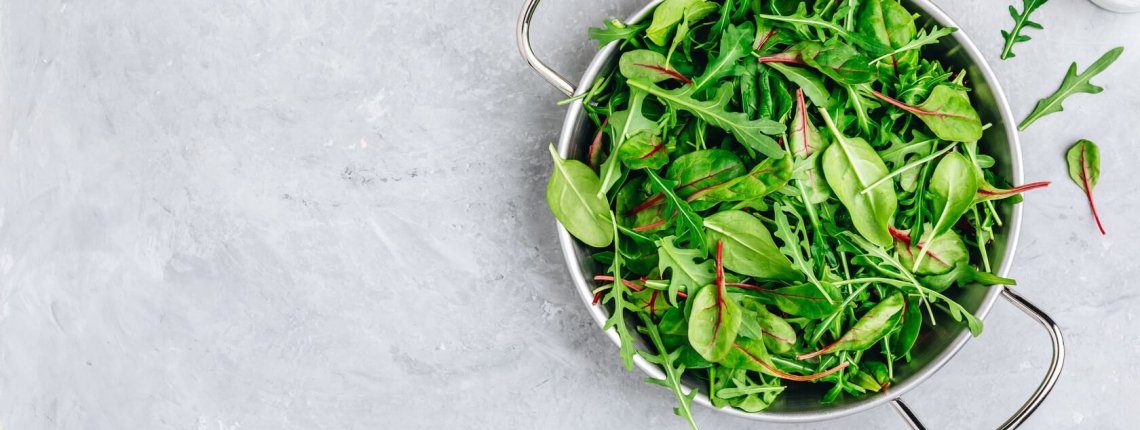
left=619, top=50, right=692, bottom=84
left=874, top=84, right=983, bottom=143
left=1020, top=47, right=1124, bottom=130
left=799, top=39, right=877, bottom=85
left=1066, top=139, right=1106, bottom=234
left=688, top=282, right=742, bottom=362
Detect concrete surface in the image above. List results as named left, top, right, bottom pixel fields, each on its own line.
left=0, top=0, right=1136, bottom=429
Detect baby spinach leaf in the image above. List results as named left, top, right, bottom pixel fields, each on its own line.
left=657, top=235, right=715, bottom=304
left=704, top=211, right=800, bottom=280
left=873, top=84, right=983, bottom=142
left=546, top=145, right=614, bottom=247
left=820, top=109, right=897, bottom=247
left=891, top=296, right=923, bottom=357
left=630, top=80, right=787, bottom=158
left=913, top=152, right=977, bottom=270
left=798, top=293, right=905, bottom=359
left=1067, top=139, right=1106, bottom=234
left=1020, top=47, right=1124, bottom=130
left=619, top=50, right=692, bottom=84
left=1000, top=0, right=1048, bottom=60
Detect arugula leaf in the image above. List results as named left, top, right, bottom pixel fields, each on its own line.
left=647, top=170, right=707, bottom=250
left=1019, top=47, right=1124, bottom=130
left=1066, top=139, right=1106, bottom=234
left=765, top=62, right=833, bottom=109
left=691, top=23, right=755, bottom=92
left=630, top=80, right=787, bottom=158
left=657, top=235, right=715, bottom=304
left=589, top=19, right=651, bottom=47
left=999, top=0, right=1048, bottom=60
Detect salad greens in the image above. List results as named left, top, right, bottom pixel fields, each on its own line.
left=545, top=1, right=1045, bottom=427
left=1019, top=47, right=1124, bottom=130
left=1000, top=0, right=1048, bottom=60
left=1066, top=139, right=1105, bottom=235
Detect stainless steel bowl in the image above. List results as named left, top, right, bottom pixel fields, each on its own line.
left=518, top=1, right=1064, bottom=427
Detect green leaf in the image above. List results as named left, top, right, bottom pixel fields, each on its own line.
left=1020, top=47, right=1124, bottom=130
left=646, top=0, right=709, bottom=45
left=740, top=299, right=798, bottom=356
left=638, top=313, right=701, bottom=430
left=870, top=26, right=956, bottom=64
left=599, top=90, right=656, bottom=197
left=919, top=263, right=1016, bottom=292
left=913, top=152, right=977, bottom=270
left=819, top=108, right=897, bottom=247
left=799, top=39, right=877, bottom=85
left=891, top=296, right=923, bottom=357
left=1066, top=139, right=1106, bottom=234
left=857, top=0, right=918, bottom=72
left=646, top=170, right=707, bottom=249
left=691, top=23, right=755, bottom=92
left=588, top=19, right=650, bottom=47
left=769, top=283, right=839, bottom=319
left=545, top=145, right=614, bottom=247
left=667, top=149, right=746, bottom=199
left=800, top=293, right=905, bottom=359
left=766, top=62, right=833, bottom=109
left=688, top=282, right=743, bottom=362
left=657, top=236, right=715, bottom=304
left=893, top=226, right=968, bottom=275
left=875, top=85, right=982, bottom=142
left=1000, top=0, right=1048, bottom=60
left=630, top=80, right=787, bottom=158
left=618, top=132, right=669, bottom=170
left=619, top=50, right=688, bottom=84
left=694, top=154, right=794, bottom=204
left=703, top=211, right=800, bottom=280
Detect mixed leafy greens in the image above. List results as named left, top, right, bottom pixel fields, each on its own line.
left=545, top=0, right=1048, bottom=427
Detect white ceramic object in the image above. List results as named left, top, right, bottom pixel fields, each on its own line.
left=1091, top=0, right=1140, bottom=13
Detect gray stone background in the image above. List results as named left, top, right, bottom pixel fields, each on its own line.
left=0, top=0, right=1135, bottom=429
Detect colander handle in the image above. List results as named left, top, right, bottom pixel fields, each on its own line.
left=890, top=287, right=1065, bottom=429
left=516, top=0, right=576, bottom=96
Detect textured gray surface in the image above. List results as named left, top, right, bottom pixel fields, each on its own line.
left=0, top=0, right=1136, bottom=429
